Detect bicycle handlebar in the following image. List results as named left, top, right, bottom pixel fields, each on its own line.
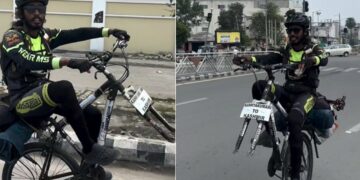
left=238, top=62, right=299, bottom=71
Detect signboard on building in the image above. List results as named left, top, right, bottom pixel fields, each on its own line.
left=90, top=0, right=106, bottom=51
left=215, top=31, right=241, bottom=44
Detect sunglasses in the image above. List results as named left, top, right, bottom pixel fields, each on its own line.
left=23, top=5, right=46, bottom=14
left=286, top=28, right=302, bottom=34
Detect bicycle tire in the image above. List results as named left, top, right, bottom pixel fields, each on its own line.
left=2, top=142, right=80, bottom=180
left=282, top=132, right=313, bottom=180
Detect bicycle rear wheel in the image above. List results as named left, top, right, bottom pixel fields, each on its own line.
left=2, top=142, right=80, bottom=180
left=282, top=132, right=313, bottom=180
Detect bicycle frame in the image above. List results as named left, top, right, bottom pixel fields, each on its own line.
left=11, top=40, right=176, bottom=179
left=79, top=76, right=123, bottom=146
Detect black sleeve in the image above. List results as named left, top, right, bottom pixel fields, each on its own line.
left=312, top=44, right=328, bottom=66
left=1, top=30, right=60, bottom=71
left=46, top=27, right=105, bottom=49
left=252, top=51, right=284, bottom=65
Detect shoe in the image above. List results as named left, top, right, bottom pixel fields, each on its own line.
left=267, top=151, right=281, bottom=177
left=89, top=165, right=112, bottom=180
left=84, top=144, right=120, bottom=166
left=256, top=131, right=273, bottom=148
left=267, top=154, right=276, bottom=177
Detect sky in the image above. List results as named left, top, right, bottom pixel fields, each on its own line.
left=309, top=0, right=360, bottom=25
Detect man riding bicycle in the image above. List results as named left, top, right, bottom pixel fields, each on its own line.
left=233, top=10, right=328, bottom=180
left=0, top=0, right=130, bottom=179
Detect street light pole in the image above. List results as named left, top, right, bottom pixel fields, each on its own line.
left=235, top=15, right=240, bottom=32
left=316, top=11, right=321, bottom=26
left=204, top=0, right=213, bottom=52
left=275, top=19, right=277, bottom=46
left=265, top=0, right=268, bottom=51
left=339, top=13, right=342, bottom=43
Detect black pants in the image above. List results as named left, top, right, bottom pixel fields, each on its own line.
left=252, top=80, right=315, bottom=179
left=15, top=80, right=102, bottom=153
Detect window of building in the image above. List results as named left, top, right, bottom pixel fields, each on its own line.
left=200, top=4, right=208, bottom=9
left=202, top=27, right=208, bottom=32
left=218, top=4, right=225, bottom=10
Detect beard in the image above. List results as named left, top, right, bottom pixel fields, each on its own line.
left=24, top=17, right=45, bottom=31
left=289, top=35, right=305, bottom=46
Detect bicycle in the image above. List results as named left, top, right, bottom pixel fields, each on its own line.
left=233, top=62, right=345, bottom=180
left=1, top=39, right=175, bottom=180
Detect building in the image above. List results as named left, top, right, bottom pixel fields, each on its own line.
left=0, top=0, right=175, bottom=54
left=192, top=0, right=302, bottom=35
left=186, top=0, right=303, bottom=52
left=311, top=20, right=340, bottom=45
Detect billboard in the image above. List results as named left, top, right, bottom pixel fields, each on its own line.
left=215, top=31, right=241, bottom=44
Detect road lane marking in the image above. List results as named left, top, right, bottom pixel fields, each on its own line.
left=343, top=68, right=358, bottom=72
left=345, top=122, right=360, bottom=134
left=177, top=71, right=265, bottom=86
left=322, top=67, right=338, bottom=72
left=176, top=97, right=208, bottom=106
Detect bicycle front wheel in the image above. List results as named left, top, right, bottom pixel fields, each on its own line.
left=2, top=142, right=80, bottom=180
left=282, top=132, right=313, bottom=180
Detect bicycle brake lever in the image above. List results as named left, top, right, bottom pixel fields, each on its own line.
left=94, top=71, right=100, bottom=80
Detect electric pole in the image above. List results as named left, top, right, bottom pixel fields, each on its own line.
left=339, top=13, right=342, bottom=43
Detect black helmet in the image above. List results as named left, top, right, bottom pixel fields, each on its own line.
left=15, top=0, right=48, bottom=7
left=284, top=10, right=310, bottom=29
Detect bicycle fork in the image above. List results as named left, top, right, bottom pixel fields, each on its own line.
left=268, top=113, right=282, bottom=170
left=233, top=118, right=251, bottom=153
left=249, top=122, right=264, bottom=156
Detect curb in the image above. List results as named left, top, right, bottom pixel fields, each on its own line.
left=52, top=131, right=175, bottom=167
left=176, top=70, right=257, bottom=83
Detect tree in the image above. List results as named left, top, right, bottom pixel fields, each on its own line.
left=249, top=2, right=284, bottom=47
left=216, top=3, right=250, bottom=46
left=346, top=17, right=356, bottom=45
left=217, top=3, right=244, bottom=31
left=177, top=0, right=203, bottom=26
left=176, top=0, right=204, bottom=49
left=177, top=21, right=190, bottom=48
left=249, top=12, right=266, bottom=44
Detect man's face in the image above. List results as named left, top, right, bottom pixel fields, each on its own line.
left=23, top=2, right=46, bottom=30
left=286, top=25, right=305, bottom=45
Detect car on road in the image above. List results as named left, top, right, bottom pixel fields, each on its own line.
left=324, top=44, right=352, bottom=57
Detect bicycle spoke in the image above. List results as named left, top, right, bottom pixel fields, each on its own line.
left=48, top=156, right=74, bottom=178
left=9, top=148, right=76, bottom=180
left=300, top=152, right=308, bottom=179
left=13, top=159, right=36, bottom=179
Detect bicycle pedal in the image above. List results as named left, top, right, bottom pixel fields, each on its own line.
left=314, top=139, right=321, bottom=145
left=276, top=138, right=280, bottom=145
left=88, top=166, right=112, bottom=180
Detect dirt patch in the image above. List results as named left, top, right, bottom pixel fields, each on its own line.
left=77, top=90, right=175, bottom=141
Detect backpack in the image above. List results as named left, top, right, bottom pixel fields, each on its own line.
left=0, top=95, right=33, bottom=162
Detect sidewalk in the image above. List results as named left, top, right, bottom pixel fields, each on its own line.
left=0, top=53, right=176, bottom=167
left=0, top=160, right=175, bottom=180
